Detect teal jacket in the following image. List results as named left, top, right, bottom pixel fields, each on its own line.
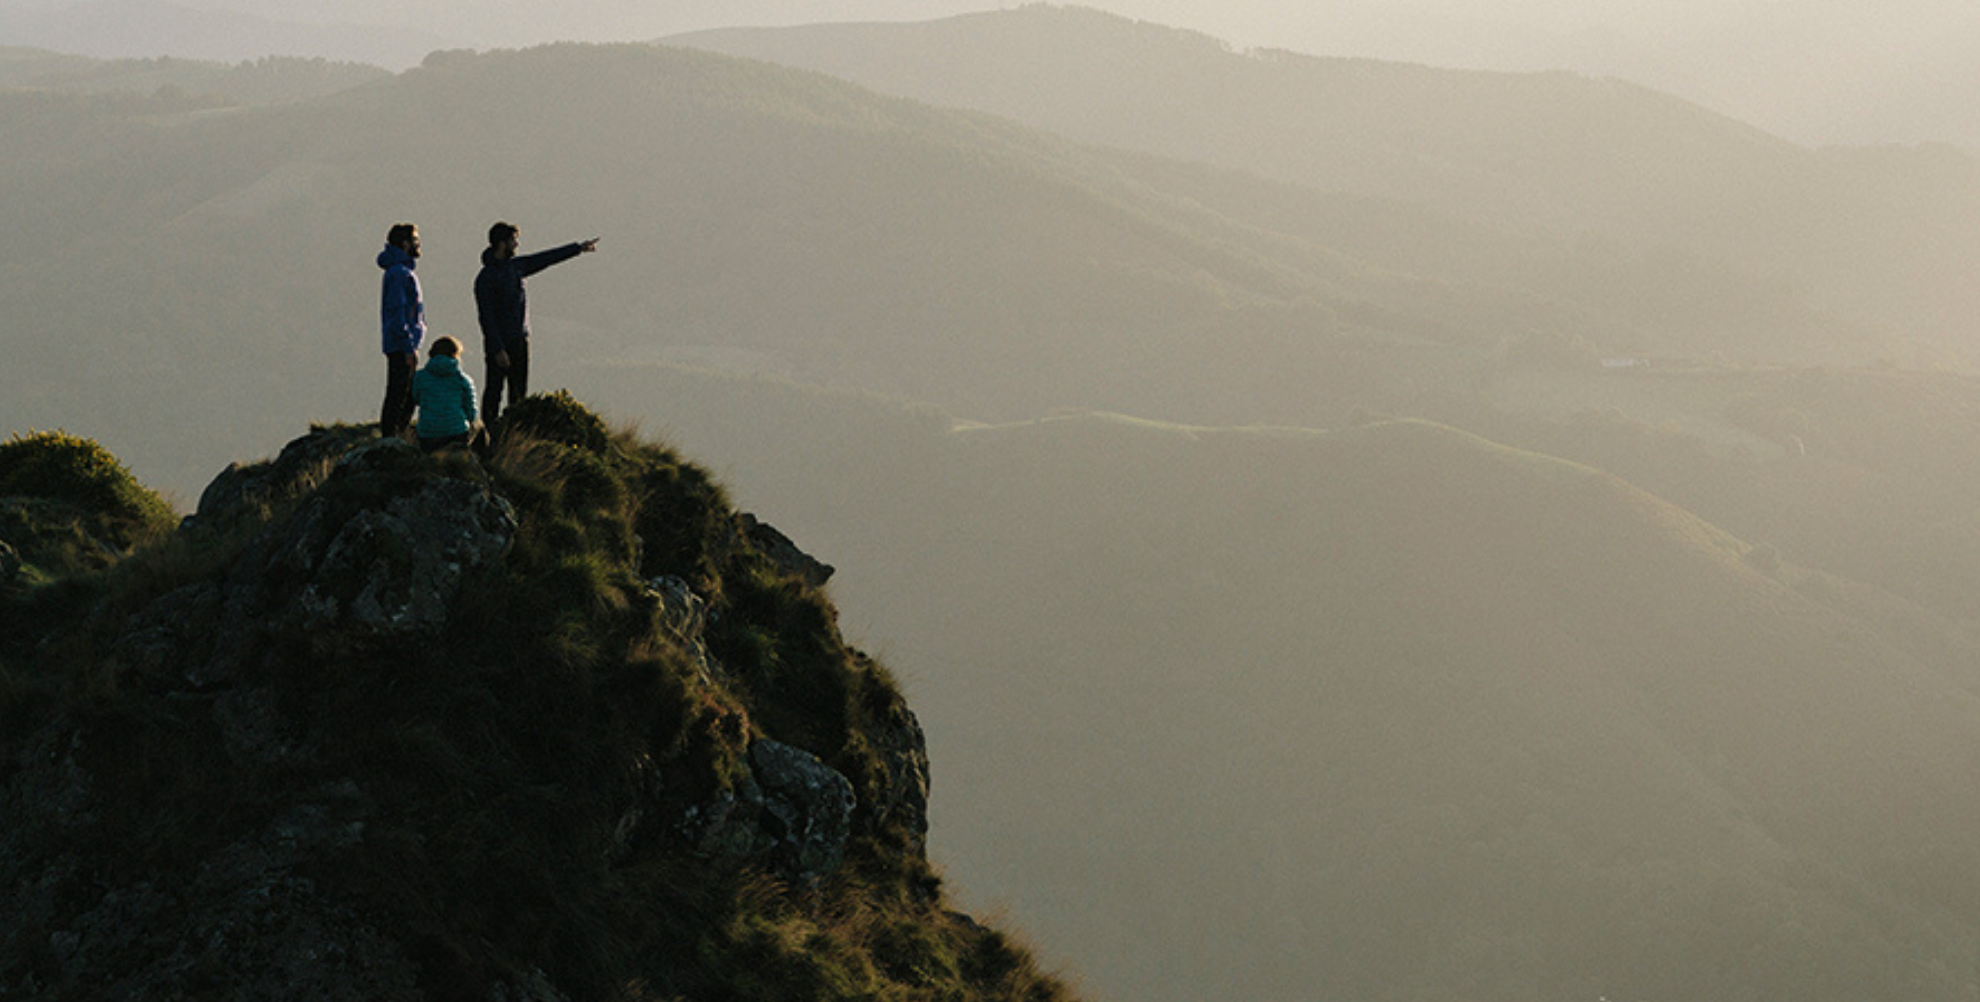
left=410, top=355, right=477, bottom=439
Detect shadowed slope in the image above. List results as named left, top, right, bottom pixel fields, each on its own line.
left=0, top=402, right=1078, bottom=1001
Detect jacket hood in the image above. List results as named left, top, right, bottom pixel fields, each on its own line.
left=423, top=354, right=461, bottom=376
left=378, top=245, right=417, bottom=271
left=480, top=245, right=504, bottom=267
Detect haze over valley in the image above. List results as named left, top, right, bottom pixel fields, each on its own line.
left=6, top=6, right=1980, bottom=1001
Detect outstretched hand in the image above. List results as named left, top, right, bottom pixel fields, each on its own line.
left=580, top=237, right=601, bottom=253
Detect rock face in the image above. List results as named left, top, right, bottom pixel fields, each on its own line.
left=750, top=739, right=859, bottom=878
left=5, top=794, right=422, bottom=1002
left=102, top=437, right=520, bottom=691
left=279, top=470, right=519, bottom=645
left=0, top=423, right=951, bottom=1000
left=739, top=512, right=835, bottom=587
left=646, top=573, right=715, bottom=679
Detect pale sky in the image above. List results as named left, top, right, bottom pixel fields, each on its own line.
left=12, top=0, right=1980, bottom=147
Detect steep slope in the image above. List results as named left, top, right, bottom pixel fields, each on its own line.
left=573, top=363, right=1980, bottom=1002
left=672, top=5, right=1980, bottom=361
left=0, top=400, right=1075, bottom=1001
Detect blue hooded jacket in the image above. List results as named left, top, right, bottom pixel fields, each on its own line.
left=377, top=244, right=426, bottom=355
left=410, top=354, right=477, bottom=439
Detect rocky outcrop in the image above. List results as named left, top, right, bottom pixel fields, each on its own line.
left=0, top=419, right=998, bottom=1001
left=104, top=436, right=519, bottom=690
left=13, top=802, right=417, bottom=1001
left=669, top=739, right=860, bottom=882
left=190, top=423, right=377, bottom=529
left=276, top=471, right=518, bottom=647
left=739, top=512, right=834, bottom=587
left=646, top=573, right=715, bottom=679
left=860, top=673, right=932, bottom=859
left=751, top=739, right=859, bottom=878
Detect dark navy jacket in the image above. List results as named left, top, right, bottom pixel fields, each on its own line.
left=474, top=242, right=584, bottom=355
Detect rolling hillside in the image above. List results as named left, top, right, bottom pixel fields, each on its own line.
left=567, top=364, right=1980, bottom=1002
left=0, top=40, right=1852, bottom=500
left=672, top=5, right=1980, bottom=364
left=7, top=27, right=1980, bottom=1002
left=0, top=48, right=390, bottom=105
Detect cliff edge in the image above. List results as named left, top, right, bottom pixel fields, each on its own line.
left=0, top=394, right=1073, bottom=1001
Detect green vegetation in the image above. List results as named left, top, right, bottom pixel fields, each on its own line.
left=0, top=430, right=176, bottom=589
left=0, top=402, right=1075, bottom=1002
left=0, top=430, right=176, bottom=530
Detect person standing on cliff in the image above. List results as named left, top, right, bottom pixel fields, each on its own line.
left=376, top=222, right=426, bottom=438
left=473, top=221, right=599, bottom=427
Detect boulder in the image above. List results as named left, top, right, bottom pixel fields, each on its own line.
left=193, top=424, right=380, bottom=528
left=738, top=513, right=834, bottom=587
left=286, top=478, right=517, bottom=642
left=646, top=574, right=715, bottom=680
left=750, top=739, right=858, bottom=881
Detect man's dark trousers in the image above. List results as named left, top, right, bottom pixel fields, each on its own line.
left=483, top=336, right=530, bottom=427
left=380, top=352, right=416, bottom=436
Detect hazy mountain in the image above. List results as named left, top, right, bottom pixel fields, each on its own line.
left=561, top=364, right=1980, bottom=1002
left=6, top=28, right=1980, bottom=1002
left=39, top=0, right=1980, bottom=152
left=670, top=6, right=1980, bottom=363
left=0, top=0, right=453, bottom=67
left=0, top=39, right=1898, bottom=504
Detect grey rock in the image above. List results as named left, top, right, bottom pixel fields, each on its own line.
left=0, top=735, right=409, bottom=1000
left=677, top=779, right=771, bottom=859
left=193, top=424, right=381, bottom=528
left=739, top=513, right=834, bottom=587
left=863, top=689, right=932, bottom=858
left=645, top=574, right=716, bottom=679
left=750, top=739, right=857, bottom=881
left=246, top=478, right=517, bottom=657
left=143, top=466, right=520, bottom=687
left=110, top=581, right=224, bottom=684
left=296, top=479, right=517, bottom=638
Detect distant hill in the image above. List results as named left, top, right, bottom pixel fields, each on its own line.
left=10, top=25, right=1980, bottom=1002
left=566, top=364, right=1980, bottom=1002
left=0, top=48, right=389, bottom=106
left=670, top=5, right=1980, bottom=364
left=0, top=0, right=450, bottom=68
left=0, top=40, right=1869, bottom=500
